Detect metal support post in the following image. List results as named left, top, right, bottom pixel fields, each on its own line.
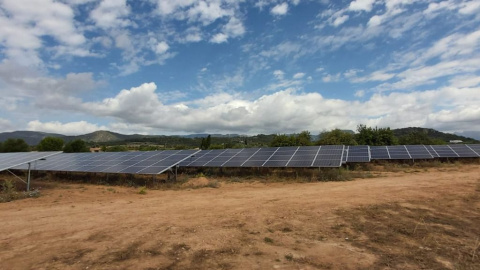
left=27, top=162, right=31, bottom=192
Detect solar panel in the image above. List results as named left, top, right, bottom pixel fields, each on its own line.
left=448, top=144, right=479, bottom=158
left=387, top=145, right=411, bottom=159
left=0, top=152, right=62, bottom=172
left=370, top=146, right=390, bottom=159
left=17, top=150, right=199, bottom=175
left=429, top=145, right=459, bottom=158
left=311, top=145, right=344, bottom=167
left=345, top=145, right=370, bottom=162
left=405, top=145, right=434, bottom=159
left=425, top=145, right=439, bottom=158
left=466, top=144, right=480, bottom=156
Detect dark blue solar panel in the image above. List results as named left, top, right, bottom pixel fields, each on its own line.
left=466, top=144, right=480, bottom=156
left=345, top=145, right=370, bottom=162
left=387, top=146, right=411, bottom=159
left=370, top=146, right=390, bottom=159
left=430, top=145, right=459, bottom=158
left=448, top=144, right=479, bottom=157
left=1, top=152, right=62, bottom=171
left=405, top=145, right=433, bottom=159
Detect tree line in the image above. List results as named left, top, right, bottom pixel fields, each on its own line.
left=0, top=124, right=455, bottom=152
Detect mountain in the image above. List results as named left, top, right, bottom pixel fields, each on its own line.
left=0, top=131, right=66, bottom=145
left=393, top=127, right=479, bottom=143
left=66, top=130, right=142, bottom=143
left=455, top=131, right=480, bottom=141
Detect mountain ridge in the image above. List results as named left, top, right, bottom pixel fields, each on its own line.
left=0, top=128, right=478, bottom=146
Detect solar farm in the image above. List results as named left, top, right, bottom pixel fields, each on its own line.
left=1, top=145, right=480, bottom=269
left=3, top=144, right=480, bottom=178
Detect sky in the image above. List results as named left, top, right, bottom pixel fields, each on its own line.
left=0, top=0, right=479, bottom=136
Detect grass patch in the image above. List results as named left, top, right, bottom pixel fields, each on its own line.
left=333, top=182, right=480, bottom=269
left=0, top=179, right=41, bottom=203
left=264, top=237, right=274, bottom=244
left=138, top=186, right=147, bottom=195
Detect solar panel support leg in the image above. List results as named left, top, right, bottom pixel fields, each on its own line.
left=27, top=162, right=31, bottom=192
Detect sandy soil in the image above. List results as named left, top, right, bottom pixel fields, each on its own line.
left=1, top=165, right=479, bottom=270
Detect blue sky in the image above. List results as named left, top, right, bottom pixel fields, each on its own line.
left=0, top=0, right=479, bottom=135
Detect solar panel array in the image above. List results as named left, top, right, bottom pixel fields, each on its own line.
left=6, top=144, right=480, bottom=176
left=370, top=144, right=480, bottom=160
left=0, top=152, right=62, bottom=172
left=182, top=145, right=345, bottom=168
left=16, top=150, right=199, bottom=175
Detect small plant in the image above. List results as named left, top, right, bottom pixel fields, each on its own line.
left=264, top=237, right=274, bottom=243
left=285, top=253, right=294, bottom=261
left=138, top=186, right=147, bottom=195
left=207, top=180, right=220, bottom=188
left=195, top=172, right=206, bottom=178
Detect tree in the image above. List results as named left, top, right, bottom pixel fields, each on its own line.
left=296, top=130, right=313, bottom=146
left=37, top=137, right=64, bottom=151
left=106, top=145, right=128, bottom=152
left=200, top=135, right=212, bottom=150
left=355, top=125, right=398, bottom=146
left=63, top=139, right=90, bottom=153
left=270, top=134, right=296, bottom=147
left=316, top=129, right=357, bottom=145
left=1, top=138, right=30, bottom=152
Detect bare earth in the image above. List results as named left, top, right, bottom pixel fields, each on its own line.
left=1, top=165, right=479, bottom=270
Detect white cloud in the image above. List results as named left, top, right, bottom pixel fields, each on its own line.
left=293, top=72, right=305, bottom=79
left=273, top=70, right=285, bottom=80
left=271, top=3, right=289, bottom=16
left=90, top=0, right=130, bottom=29
left=210, top=33, right=229, bottom=43
left=27, top=120, right=107, bottom=135
left=354, top=90, right=365, bottom=97
left=332, top=15, right=349, bottom=27
left=349, top=0, right=376, bottom=12
left=0, top=0, right=87, bottom=65
left=0, top=118, right=14, bottom=131
left=367, top=15, right=382, bottom=27
left=155, top=41, right=170, bottom=54
left=69, top=83, right=480, bottom=134
left=322, top=73, right=340, bottom=82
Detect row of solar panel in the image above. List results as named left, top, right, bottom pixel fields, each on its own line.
left=5, top=144, right=480, bottom=175
left=12, top=150, right=199, bottom=175
left=369, top=144, right=480, bottom=159
left=180, top=145, right=345, bottom=168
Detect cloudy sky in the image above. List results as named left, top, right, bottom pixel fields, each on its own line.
left=0, top=0, right=479, bottom=136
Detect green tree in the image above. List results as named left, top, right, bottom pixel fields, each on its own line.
left=1, top=138, right=30, bottom=152
left=317, top=129, right=357, bottom=145
left=63, top=139, right=90, bottom=153
left=200, top=135, right=212, bottom=150
left=296, top=130, right=313, bottom=146
left=355, top=125, right=398, bottom=146
left=106, top=145, right=128, bottom=152
left=270, top=134, right=296, bottom=147
left=37, top=137, right=64, bottom=151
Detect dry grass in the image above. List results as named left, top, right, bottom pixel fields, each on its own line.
left=333, top=181, right=480, bottom=270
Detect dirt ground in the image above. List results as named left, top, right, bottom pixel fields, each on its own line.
left=1, top=164, right=479, bottom=270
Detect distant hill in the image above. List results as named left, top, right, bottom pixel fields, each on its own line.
left=65, top=130, right=143, bottom=143
left=393, top=127, right=479, bottom=143
left=455, top=131, right=480, bottom=141
left=1, top=127, right=478, bottom=146
left=0, top=131, right=66, bottom=145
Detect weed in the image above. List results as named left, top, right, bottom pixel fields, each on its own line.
left=285, top=253, right=294, bottom=261
left=138, top=186, right=147, bottom=195
left=207, top=180, right=220, bottom=188
left=264, top=237, right=274, bottom=243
